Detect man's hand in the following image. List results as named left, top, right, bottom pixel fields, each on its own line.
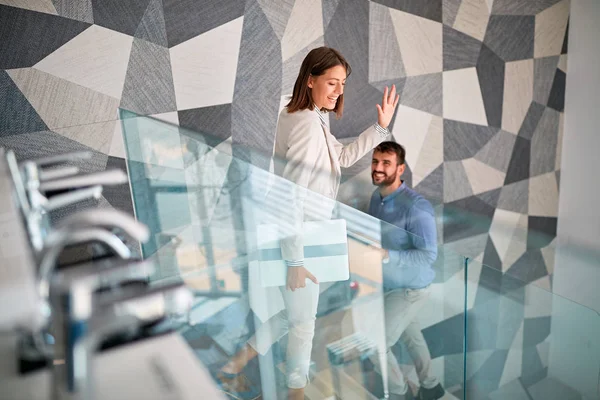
left=286, top=266, right=318, bottom=291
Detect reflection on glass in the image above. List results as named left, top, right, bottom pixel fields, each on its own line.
left=466, top=258, right=600, bottom=400
left=120, top=111, right=467, bottom=399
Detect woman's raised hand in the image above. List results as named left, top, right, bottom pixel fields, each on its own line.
left=376, top=84, right=400, bottom=129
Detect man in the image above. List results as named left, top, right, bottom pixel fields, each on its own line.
left=368, top=142, right=444, bottom=400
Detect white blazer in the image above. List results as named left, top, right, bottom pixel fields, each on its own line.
left=248, top=106, right=388, bottom=323
left=271, top=107, right=389, bottom=262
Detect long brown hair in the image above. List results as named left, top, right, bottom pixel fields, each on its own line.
left=286, top=47, right=351, bottom=119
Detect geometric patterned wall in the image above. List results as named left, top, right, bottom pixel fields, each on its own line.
left=0, top=1, right=570, bottom=397
left=0, top=1, right=569, bottom=285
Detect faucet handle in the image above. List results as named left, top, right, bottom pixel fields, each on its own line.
left=24, top=151, right=93, bottom=167
left=39, top=166, right=79, bottom=181
left=56, top=209, right=150, bottom=243
left=50, top=258, right=155, bottom=297
left=39, top=169, right=128, bottom=193
left=43, top=185, right=103, bottom=212
left=95, top=281, right=193, bottom=326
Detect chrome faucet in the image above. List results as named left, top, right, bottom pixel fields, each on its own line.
left=36, top=209, right=151, bottom=300
left=48, top=258, right=192, bottom=400
left=49, top=258, right=154, bottom=400
left=17, top=153, right=128, bottom=253
left=38, top=227, right=134, bottom=301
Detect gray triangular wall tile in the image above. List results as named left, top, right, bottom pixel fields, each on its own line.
left=401, top=73, right=442, bottom=116
left=528, top=377, right=583, bottom=400
left=53, top=120, right=115, bottom=154
left=369, top=78, right=406, bottom=95
left=444, top=160, right=473, bottom=202
left=325, top=0, right=369, bottom=80
left=0, top=70, right=48, bottom=136
left=520, top=347, right=548, bottom=388
left=120, top=38, right=177, bottom=115
left=506, top=250, right=548, bottom=286
left=0, top=5, right=90, bottom=69
left=491, top=0, right=562, bottom=15
left=527, top=216, right=557, bottom=250
left=504, top=136, right=530, bottom=185
left=2, top=0, right=58, bottom=15
left=443, top=0, right=461, bottom=27
left=561, top=21, right=569, bottom=54
left=474, top=130, right=516, bottom=173
left=163, top=0, right=245, bottom=48
left=466, top=350, right=509, bottom=395
left=257, top=0, right=294, bottom=41
left=487, top=379, right=529, bottom=400
left=547, top=69, right=566, bottom=112
left=414, top=163, right=443, bottom=205
left=443, top=196, right=495, bottom=243
left=231, top=0, right=280, bottom=165
left=102, top=155, right=135, bottom=215
left=443, top=232, right=488, bottom=260
left=444, top=25, right=483, bottom=71
left=371, top=0, right=442, bottom=23
left=178, top=104, right=232, bottom=148
left=477, top=188, right=502, bottom=208
left=530, top=107, right=560, bottom=177
left=322, top=0, right=340, bottom=29
left=369, top=1, right=406, bottom=82
left=473, top=262, right=503, bottom=306
left=52, top=0, right=94, bottom=23
left=522, top=317, right=551, bottom=348
left=483, top=236, right=502, bottom=270
left=484, top=16, right=534, bottom=62
left=464, top=350, right=497, bottom=381
left=496, top=291, right=526, bottom=350
left=134, top=0, right=168, bottom=47
left=518, top=102, right=546, bottom=140
left=92, top=0, right=151, bottom=37
left=497, top=180, right=529, bottom=214
left=533, top=56, right=560, bottom=105
left=444, top=119, right=497, bottom=161
left=0, top=130, right=108, bottom=172
left=477, top=44, right=505, bottom=128
left=7, top=68, right=121, bottom=130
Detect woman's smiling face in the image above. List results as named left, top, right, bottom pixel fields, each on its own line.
left=308, top=65, right=347, bottom=110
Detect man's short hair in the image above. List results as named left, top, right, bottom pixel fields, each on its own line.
left=374, top=141, right=406, bottom=165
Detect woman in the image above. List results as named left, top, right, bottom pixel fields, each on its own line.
left=220, top=47, right=399, bottom=399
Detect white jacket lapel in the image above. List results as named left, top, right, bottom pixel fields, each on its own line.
left=321, top=124, right=341, bottom=176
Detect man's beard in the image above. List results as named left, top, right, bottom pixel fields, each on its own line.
left=371, top=171, right=397, bottom=187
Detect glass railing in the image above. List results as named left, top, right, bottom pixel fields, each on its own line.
left=120, top=110, right=467, bottom=399
left=117, top=110, right=600, bottom=399
left=465, top=258, right=600, bottom=400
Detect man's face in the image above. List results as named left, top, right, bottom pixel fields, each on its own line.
left=371, top=151, right=404, bottom=187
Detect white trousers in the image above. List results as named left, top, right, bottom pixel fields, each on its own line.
left=248, top=281, right=320, bottom=389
